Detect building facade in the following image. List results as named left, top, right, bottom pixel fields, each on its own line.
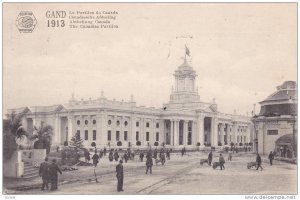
left=10, top=59, right=252, bottom=149
left=253, top=81, right=297, bottom=155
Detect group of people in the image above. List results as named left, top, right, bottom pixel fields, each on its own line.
left=207, top=149, right=275, bottom=171
left=115, top=148, right=168, bottom=192
left=39, top=158, right=62, bottom=191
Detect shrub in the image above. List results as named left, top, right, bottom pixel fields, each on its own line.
left=136, top=141, right=141, bottom=146
left=154, top=141, right=159, bottom=146
left=230, top=142, right=234, bottom=146
left=161, top=142, right=165, bottom=147
left=91, top=142, right=96, bottom=147
left=117, top=141, right=122, bottom=146
left=239, top=142, right=243, bottom=146
left=196, top=142, right=201, bottom=146
left=218, top=142, right=222, bottom=146
left=64, top=141, right=68, bottom=146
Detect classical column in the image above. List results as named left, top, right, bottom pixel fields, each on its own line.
left=130, top=114, right=136, bottom=147
left=232, top=122, right=237, bottom=144
left=220, top=123, right=224, bottom=145
left=183, top=120, right=188, bottom=146
left=96, top=110, right=102, bottom=146
left=193, top=121, right=197, bottom=146
left=198, top=115, right=204, bottom=146
left=211, top=117, right=219, bottom=147
left=141, top=118, right=145, bottom=146
left=67, top=113, right=73, bottom=143
left=170, top=119, right=174, bottom=146
left=100, top=110, right=107, bottom=147
left=174, top=119, right=179, bottom=146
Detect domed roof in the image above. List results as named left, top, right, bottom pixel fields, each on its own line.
left=176, top=60, right=196, bottom=75
left=261, top=80, right=297, bottom=103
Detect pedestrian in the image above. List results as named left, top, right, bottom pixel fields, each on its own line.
left=92, top=153, right=100, bottom=167
left=114, top=150, right=119, bottom=161
left=56, top=145, right=59, bottom=152
left=109, top=150, right=114, bottom=162
left=104, top=147, right=107, bottom=156
left=39, top=157, right=50, bottom=191
left=235, top=147, right=238, bottom=154
left=49, top=159, right=62, bottom=191
left=208, top=151, right=213, bottom=166
left=181, top=148, right=184, bottom=157
left=153, top=149, right=158, bottom=159
left=160, top=151, right=166, bottom=165
left=183, top=147, right=186, bottom=155
left=219, top=153, right=225, bottom=170
left=228, top=150, right=232, bottom=161
left=123, top=153, right=128, bottom=163
left=116, top=160, right=124, bottom=192
left=146, top=156, right=153, bottom=174
left=268, top=151, right=274, bottom=166
left=84, top=149, right=90, bottom=163
left=139, top=151, right=144, bottom=162
left=256, top=153, right=263, bottom=171
left=99, top=150, right=103, bottom=159
left=166, top=149, right=171, bottom=160
left=131, top=150, right=135, bottom=160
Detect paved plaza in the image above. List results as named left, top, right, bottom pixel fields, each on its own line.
left=8, top=151, right=297, bottom=195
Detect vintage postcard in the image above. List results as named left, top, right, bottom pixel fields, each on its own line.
left=2, top=2, right=297, bottom=197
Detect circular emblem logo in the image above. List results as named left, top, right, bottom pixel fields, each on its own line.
left=16, top=11, right=37, bottom=33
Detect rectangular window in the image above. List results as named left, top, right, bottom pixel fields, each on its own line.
left=124, top=131, right=128, bottom=141
left=76, top=130, right=80, bottom=139
left=267, top=130, right=278, bottom=135
left=136, top=131, right=139, bottom=141
left=146, top=122, right=150, bottom=128
left=136, top=121, right=139, bottom=127
left=107, top=130, right=111, bottom=141
left=244, top=136, right=246, bottom=143
left=146, top=132, right=149, bottom=141
left=93, top=130, right=96, bottom=140
left=237, top=136, right=239, bottom=142
left=188, top=132, right=192, bottom=145
left=156, top=123, right=159, bottom=128
left=84, top=130, right=88, bottom=140
left=116, top=131, right=120, bottom=141
left=156, top=132, right=159, bottom=141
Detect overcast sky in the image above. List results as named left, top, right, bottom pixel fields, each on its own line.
left=3, top=3, right=297, bottom=116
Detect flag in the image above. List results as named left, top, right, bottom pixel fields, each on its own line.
left=185, top=45, right=190, bottom=57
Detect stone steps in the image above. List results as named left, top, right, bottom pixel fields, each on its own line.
left=22, top=162, right=39, bottom=179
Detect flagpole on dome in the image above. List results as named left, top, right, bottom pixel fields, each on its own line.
left=185, top=45, right=190, bottom=63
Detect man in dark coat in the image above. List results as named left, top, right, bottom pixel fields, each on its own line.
left=139, top=152, right=144, bottom=162
left=109, top=150, right=114, bottom=162
left=208, top=151, right=213, bottom=166
left=114, top=150, right=119, bottom=161
left=104, top=147, right=107, bottom=156
left=160, top=151, right=166, bottom=165
left=116, top=160, right=124, bottom=192
left=166, top=149, right=170, bottom=160
left=39, top=157, right=50, bottom=190
left=219, top=153, right=225, bottom=170
left=92, top=153, right=100, bottom=167
left=256, top=153, right=263, bottom=171
left=153, top=149, right=158, bottom=159
left=268, top=151, right=274, bottom=166
left=49, top=159, right=62, bottom=191
left=146, top=156, right=153, bottom=174
left=84, top=150, right=90, bottom=163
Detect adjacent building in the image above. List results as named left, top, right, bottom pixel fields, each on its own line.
left=9, top=58, right=252, bottom=150
left=253, top=81, right=297, bottom=155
